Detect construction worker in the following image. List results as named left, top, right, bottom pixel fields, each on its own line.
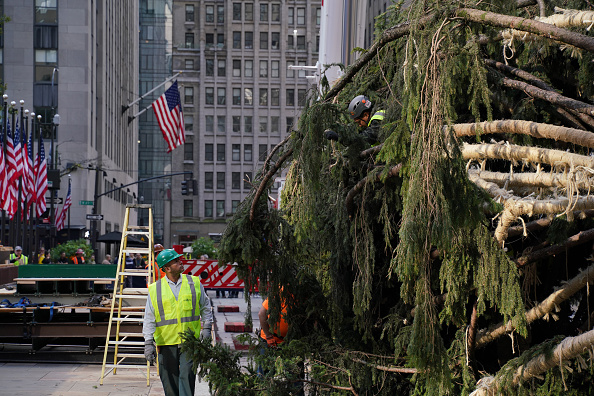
left=324, top=95, right=385, bottom=145
left=9, top=246, right=29, bottom=266
left=143, top=249, right=213, bottom=396
left=71, top=248, right=85, bottom=264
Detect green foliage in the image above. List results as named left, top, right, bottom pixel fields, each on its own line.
left=51, top=239, right=92, bottom=261
left=190, top=237, right=217, bottom=259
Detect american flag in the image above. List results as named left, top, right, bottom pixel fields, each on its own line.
left=25, top=132, right=36, bottom=213
left=4, top=126, right=18, bottom=216
left=34, top=135, right=48, bottom=218
left=152, top=80, right=185, bottom=152
left=13, top=123, right=23, bottom=180
left=0, top=134, right=7, bottom=212
left=55, top=179, right=71, bottom=231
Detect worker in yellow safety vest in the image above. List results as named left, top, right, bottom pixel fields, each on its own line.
left=324, top=94, right=385, bottom=146
left=142, top=249, right=213, bottom=396
left=9, top=246, right=29, bottom=266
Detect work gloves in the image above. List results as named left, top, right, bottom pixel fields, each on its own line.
left=324, top=129, right=339, bottom=141
left=265, top=334, right=278, bottom=347
left=144, top=339, right=156, bottom=365
left=200, top=324, right=212, bottom=341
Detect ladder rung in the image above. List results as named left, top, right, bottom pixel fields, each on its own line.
left=109, top=340, right=145, bottom=346
left=115, top=353, right=147, bottom=359
left=123, top=248, right=150, bottom=254
left=118, top=271, right=150, bottom=276
left=113, top=317, right=144, bottom=322
left=127, top=203, right=152, bottom=209
left=125, top=230, right=150, bottom=236
left=104, top=364, right=150, bottom=369
left=114, top=311, right=145, bottom=316
left=127, top=225, right=150, bottom=230
left=118, top=332, right=144, bottom=337
left=115, top=294, right=148, bottom=299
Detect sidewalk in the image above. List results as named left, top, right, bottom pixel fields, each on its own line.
left=0, top=290, right=262, bottom=396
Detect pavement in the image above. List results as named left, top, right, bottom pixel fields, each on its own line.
left=0, top=290, right=263, bottom=396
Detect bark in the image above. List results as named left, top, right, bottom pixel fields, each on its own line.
left=507, top=217, right=552, bottom=238
left=468, top=300, right=479, bottom=361
left=350, top=357, right=417, bottom=374
left=462, top=142, right=594, bottom=169
left=453, top=120, right=594, bottom=148
left=472, top=328, right=594, bottom=395
left=467, top=169, right=593, bottom=191
left=457, top=8, right=594, bottom=54
left=360, top=143, right=384, bottom=159
left=475, top=262, right=594, bottom=348
left=345, top=164, right=402, bottom=215
left=264, top=134, right=291, bottom=172
left=515, top=228, right=594, bottom=267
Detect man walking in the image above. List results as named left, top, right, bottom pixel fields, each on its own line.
left=143, top=249, right=213, bottom=396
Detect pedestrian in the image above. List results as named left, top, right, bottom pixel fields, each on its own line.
left=143, top=249, right=213, bottom=396
left=102, top=254, right=112, bottom=264
left=9, top=246, right=29, bottom=266
left=37, top=247, right=46, bottom=264
left=57, top=251, right=69, bottom=264
left=259, top=296, right=288, bottom=348
left=324, top=94, right=385, bottom=145
left=71, top=248, right=85, bottom=264
left=89, top=254, right=97, bottom=264
left=41, top=252, right=52, bottom=264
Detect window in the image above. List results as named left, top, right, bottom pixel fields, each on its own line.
left=218, top=60, right=226, bottom=76
left=206, top=33, right=214, bottom=48
left=232, top=200, right=240, bottom=214
left=227, top=145, right=239, bottom=163
left=229, top=118, right=238, bottom=134
left=232, top=172, right=240, bottom=189
left=260, top=32, right=268, bottom=50
left=217, top=172, right=225, bottom=190
left=298, top=60, right=306, bottom=78
left=184, top=200, right=193, bottom=217
left=288, top=8, right=294, bottom=25
left=217, top=34, right=225, bottom=48
left=244, top=116, right=253, bottom=133
left=245, top=32, right=253, bottom=49
left=271, top=32, right=280, bottom=50
left=205, top=59, right=214, bottom=76
left=205, top=200, right=213, bottom=217
left=288, top=35, right=294, bottom=49
left=205, top=172, right=213, bottom=189
left=205, top=87, right=214, bottom=105
left=287, top=61, right=295, bottom=78
left=271, top=88, right=280, bottom=106
left=217, top=144, right=225, bottom=161
left=233, top=3, right=241, bottom=20
left=298, top=89, right=306, bottom=106
left=244, top=172, right=252, bottom=189
left=205, top=116, right=214, bottom=133
left=259, top=60, right=268, bottom=77
left=184, top=87, right=194, bottom=104
left=185, top=59, right=194, bottom=70
left=217, top=116, right=226, bottom=133
left=316, top=8, right=321, bottom=25
left=260, top=4, right=268, bottom=21
left=184, top=143, right=194, bottom=161
left=185, top=5, right=195, bottom=22
left=272, top=4, right=281, bottom=22
left=245, top=60, right=253, bottom=77
left=259, top=88, right=268, bottom=106
left=233, top=32, right=241, bottom=49
left=185, top=33, right=194, bottom=48
left=216, top=201, right=225, bottom=217
left=206, top=5, right=214, bottom=22
left=286, top=89, right=295, bottom=106
left=244, top=144, right=252, bottom=161
left=35, top=49, right=57, bottom=82
left=245, top=3, right=253, bottom=21
left=259, top=116, right=268, bottom=133
left=232, top=88, right=241, bottom=105
left=244, top=88, right=253, bottom=105
left=297, top=35, right=305, bottom=50
left=271, top=61, right=279, bottom=78
left=259, top=144, right=267, bottom=161
left=205, top=144, right=213, bottom=161
left=297, top=8, right=305, bottom=25
left=271, top=116, right=279, bottom=133
left=286, top=117, right=294, bottom=133
left=217, top=87, right=226, bottom=105
left=232, top=60, right=241, bottom=77
left=185, top=115, right=194, bottom=132
left=217, top=5, right=224, bottom=23
left=316, top=35, right=320, bottom=52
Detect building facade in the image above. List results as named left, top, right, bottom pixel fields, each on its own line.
left=168, top=0, right=321, bottom=247
left=1, top=0, right=139, bottom=256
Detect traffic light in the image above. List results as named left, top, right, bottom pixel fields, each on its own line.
left=181, top=180, right=188, bottom=195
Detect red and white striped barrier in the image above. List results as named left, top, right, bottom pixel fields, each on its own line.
left=182, top=259, right=244, bottom=290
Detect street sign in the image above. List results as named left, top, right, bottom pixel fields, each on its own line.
left=80, top=200, right=94, bottom=205
left=45, top=197, right=63, bottom=205
left=86, top=214, right=104, bottom=221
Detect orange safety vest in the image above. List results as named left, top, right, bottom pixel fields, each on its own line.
left=72, top=256, right=85, bottom=264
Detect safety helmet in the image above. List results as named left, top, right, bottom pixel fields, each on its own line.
left=154, top=244, right=164, bottom=255
left=156, top=249, right=183, bottom=269
left=76, top=248, right=84, bottom=254
left=348, top=95, right=372, bottom=120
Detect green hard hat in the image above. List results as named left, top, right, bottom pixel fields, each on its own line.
left=156, top=249, right=183, bottom=269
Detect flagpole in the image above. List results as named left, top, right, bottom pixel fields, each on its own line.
left=9, top=101, right=16, bottom=248
left=67, top=177, right=71, bottom=241
left=35, top=114, right=42, bottom=258
left=122, top=71, right=182, bottom=113
left=15, top=100, right=24, bottom=252
left=0, top=94, right=7, bottom=244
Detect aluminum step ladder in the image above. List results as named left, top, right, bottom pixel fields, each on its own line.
left=100, top=204, right=155, bottom=386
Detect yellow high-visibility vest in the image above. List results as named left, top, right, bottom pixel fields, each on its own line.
left=148, top=274, right=202, bottom=346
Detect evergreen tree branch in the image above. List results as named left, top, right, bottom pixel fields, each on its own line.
left=302, top=379, right=357, bottom=394
left=350, top=357, right=417, bottom=374
left=468, top=169, right=594, bottom=191
left=472, top=328, right=594, bottom=395
left=468, top=300, right=479, bottom=361
left=264, top=134, right=291, bottom=172
left=249, top=148, right=293, bottom=222
left=507, top=210, right=594, bottom=238
left=517, top=0, right=537, bottom=7
left=475, top=262, right=594, bottom=348
left=345, top=164, right=402, bottom=215
left=515, top=228, right=594, bottom=267
left=457, top=8, right=594, bottom=53
left=360, top=143, right=384, bottom=159
left=454, top=120, right=594, bottom=148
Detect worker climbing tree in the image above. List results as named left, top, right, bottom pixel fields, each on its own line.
left=184, top=1, right=594, bottom=395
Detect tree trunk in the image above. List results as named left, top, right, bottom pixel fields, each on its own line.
left=515, top=228, right=594, bottom=267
